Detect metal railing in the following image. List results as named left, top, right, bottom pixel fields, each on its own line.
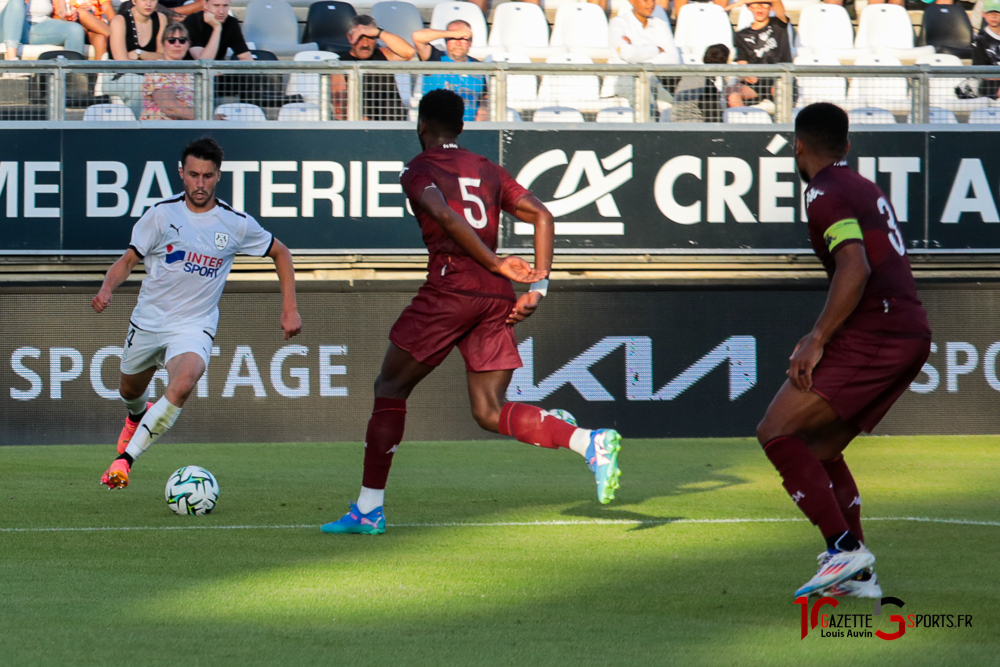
left=0, top=60, right=998, bottom=124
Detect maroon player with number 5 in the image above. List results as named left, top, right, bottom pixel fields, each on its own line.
left=321, top=90, right=624, bottom=536
left=757, top=103, right=931, bottom=598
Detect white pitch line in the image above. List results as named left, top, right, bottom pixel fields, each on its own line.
left=1, top=516, right=999, bottom=533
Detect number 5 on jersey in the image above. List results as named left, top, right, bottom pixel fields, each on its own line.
left=459, top=178, right=487, bottom=229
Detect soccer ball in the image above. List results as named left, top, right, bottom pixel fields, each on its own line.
left=545, top=409, right=578, bottom=426
left=165, top=466, right=219, bottom=516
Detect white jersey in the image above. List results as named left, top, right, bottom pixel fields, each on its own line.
left=128, top=194, right=273, bottom=336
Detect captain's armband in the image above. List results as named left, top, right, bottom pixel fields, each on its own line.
left=823, top=218, right=863, bottom=252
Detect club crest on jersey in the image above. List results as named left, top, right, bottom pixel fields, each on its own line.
left=215, top=232, right=229, bottom=250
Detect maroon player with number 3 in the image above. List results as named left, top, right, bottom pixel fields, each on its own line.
left=321, top=90, right=623, bottom=536
left=757, top=103, right=931, bottom=598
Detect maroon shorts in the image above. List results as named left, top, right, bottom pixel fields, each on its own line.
left=389, top=284, right=522, bottom=373
left=811, top=329, right=931, bottom=433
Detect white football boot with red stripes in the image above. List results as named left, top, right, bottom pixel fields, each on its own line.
left=794, top=546, right=875, bottom=598
left=812, top=551, right=883, bottom=598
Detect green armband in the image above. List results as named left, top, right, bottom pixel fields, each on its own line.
left=823, top=218, right=863, bottom=252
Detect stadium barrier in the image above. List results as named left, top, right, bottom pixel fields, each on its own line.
left=1, top=126, right=1000, bottom=253
left=2, top=281, right=999, bottom=445
left=0, top=60, right=998, bottom=123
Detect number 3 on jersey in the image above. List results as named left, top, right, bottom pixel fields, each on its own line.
left=459, top=178, right=487, bottom=229
left=878, top=196, right=906, bottom=256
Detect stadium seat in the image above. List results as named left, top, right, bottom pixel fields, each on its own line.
left=550, top=3, right=612, bottom=61
left=243, top=0, right=318, bottom=57
left=506, top=108, right=523, bottom=122
left=285, top=50, right=340, bottom=106
left=795, top=3, right=870, bottom=62
left=302, top=1, right=357, bottom=52
left=278, top=102, right=322, bottom=120
left=532, top=106, right=586, bottom=123
left=848, top=107, right=897, bottom=124
left=596, top=106, right=634, bottom=122
left=537, top=53, right=628, bottom=113
left=918, top=5, right=974, bottom=60
left=906, top=106, right=958, bottom=124
left=238, top=49, right=279, bottom=60
left=83, top=103, right=136, bottom=121
left=794, top=53, right=848, bottom=107
left=491, top=52, right=540, bottom=111
left=488, top=2, right=567, bottom=59
left=673, top=3, right=733, bottom=61
left=36, top=50, right=84, bottom=61
left=215, top=103, right=268, bottom=121
left=846, top=54, right=911, bottom=113
left=855, top=4, right=935, bottom=61
left=968, top=107, right=1000, bottom=124
left=371, top=1, right=423, bottom=47
left=915, top=53, right=988, bottom=113
left=429, top=2, right=497, bottom=60
left=780, top=0, right=820, bottom=11
left=724, top=106, right=773, bottom=124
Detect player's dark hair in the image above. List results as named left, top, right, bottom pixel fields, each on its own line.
left=418, top=89, right=465, bottom=137
left=703, top=44, right=729, bottom=64
left=795, top=103, right=849, bottom=158
left=182, top=137, right=224, bottom=171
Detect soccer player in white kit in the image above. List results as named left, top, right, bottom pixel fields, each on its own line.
left=91, top=138, right=302, bottom=489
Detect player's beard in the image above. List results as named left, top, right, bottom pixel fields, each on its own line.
left=187, top=184, right=215, bottom=206
left=797, top=164, right=811, bottom=184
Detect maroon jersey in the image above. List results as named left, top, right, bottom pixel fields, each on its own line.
left=805, top=163, right=930, bottom=337
left=400, top=143, right=531, bottom=299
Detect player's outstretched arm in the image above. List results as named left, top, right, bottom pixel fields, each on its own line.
left=267, top=238, right=302, bottom=340
left=91, top=248, right=141, bottom=313
left=788, top=243, right=870, bottom=391
left=418, top=186, right=546, bottom=284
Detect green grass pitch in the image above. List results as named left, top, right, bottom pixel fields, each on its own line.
left=2, top=436, right=998, bottom=666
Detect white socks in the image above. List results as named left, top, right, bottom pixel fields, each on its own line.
left=121, top=388, right=150, bottom=418
left=356, top=487, right=385, bottom=514
left=124, top=397, right=182, bottom=460
left=569, top=429, right=593, bottom=458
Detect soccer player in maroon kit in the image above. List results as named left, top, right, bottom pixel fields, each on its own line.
left=757, top=103, right=931, bottom=597
left=322, top=90, right=623, bottom=535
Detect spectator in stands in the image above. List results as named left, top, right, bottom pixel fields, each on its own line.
left=609, top=0, right=680, bottom=65
left=727, top=0, right=790, bottom=112
left=108, top=0, right=165, bottom=116
left=673, top=43, right=730, bottom=122
left=331, top=15, right=415, bottom=121
left=412, top=20, right=487, bottom=121
left=973, top=0, right=1000, bottom=98
left=182, top=0, right=250, bottom=60
left=823, top=0, right=904, bottom=6
left=62, top=0, right=114, bottom=60
left=0, top=0, right=86, bottom=59
left=141, top=22, right=195, bottom=119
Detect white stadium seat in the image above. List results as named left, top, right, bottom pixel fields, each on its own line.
left=532, top=106, right=586, bottom=123
left=84, top=103, right=136, bottom=121
left=550, top=3, right=612, bottom=61
left=285, top=51, right=339, bottom=106
left=214, top=103, right=268, bottom=121
left=595, top=106, right=634, bottom=123
left=848, top=107, right=897, bottom=124
left=846, top=54, right=911, bottom=113
left=855, top=4, right=935, bottom=61
left=915, top=53, right=989, bottom=113
left=489, top=3, right=566, bottom=59
left=491, top=52, right=540, bottom=111
left=968, top=107, right=1000, bottom=124
left=278, top=102, right=321, bottom=121
left=909, top=107, right=958, bottom=124
left=242, top=0, right=318, bottom=57
left=795, top=4, right=870, bottom=62
left=794, top=54, right=848, bottom=107
left=673, top=3, right=733, bottom=62
left=537, top=54, right=628, bottom=113
left=724, top=106, right=773, bottom=124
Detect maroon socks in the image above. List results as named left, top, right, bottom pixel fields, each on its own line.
left=763, top=435, right=850, bottom=540
left=497, top=402, right=576, bottom=450
left=823, top=456, right=865, bottom=544
left=361, top=397, right=407, bottom=490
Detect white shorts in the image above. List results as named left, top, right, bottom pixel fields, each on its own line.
left=120, top=324, right=214, bottom=376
